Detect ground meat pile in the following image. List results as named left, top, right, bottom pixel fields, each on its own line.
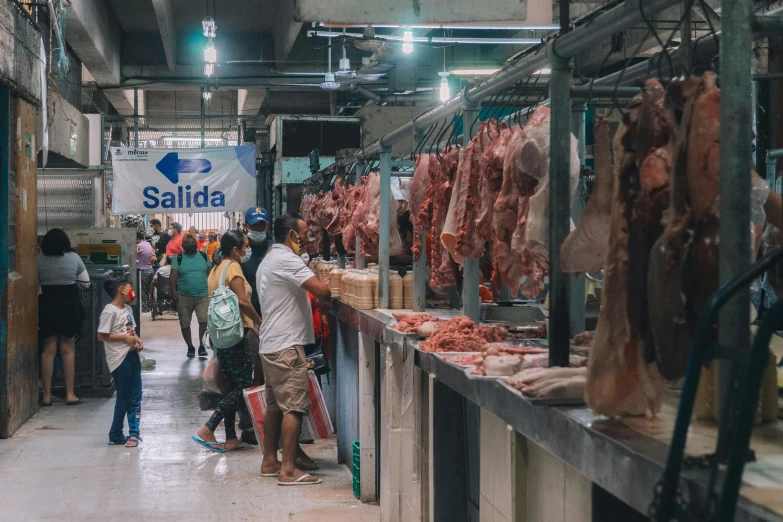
left=391, top=313, right=440, bottom=334
left=419, top=316, right=505, bottom=353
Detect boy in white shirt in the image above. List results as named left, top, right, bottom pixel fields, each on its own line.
left=97, top=271, right=144, bottom=447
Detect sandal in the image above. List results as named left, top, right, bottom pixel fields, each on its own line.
left=125, top=436, right=141, bottom=448
left=66, top=399, right=83, bottom=406
left=278, top=473, right=322, bottom=486
left=191, top=435, right=226, bottom=453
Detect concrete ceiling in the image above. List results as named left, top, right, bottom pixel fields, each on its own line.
left=65, top=0, right=699, bottom=118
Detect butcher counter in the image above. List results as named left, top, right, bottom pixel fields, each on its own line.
left=329, top=299, right=783, bottom=522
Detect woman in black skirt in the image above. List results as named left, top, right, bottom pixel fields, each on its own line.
left=38, top=228, right=89, bottom=406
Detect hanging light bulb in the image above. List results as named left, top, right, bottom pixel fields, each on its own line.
left=204, top=38, right=217, bottom=63
left=438, top=72, right=450, bottom=102
left=202, top=16, right=216, bottom=37
left=203, top=90, right=212, bottom=103
left=402, top=30, right=413, bottom=54
left=204, top=63, right=214, bottom=76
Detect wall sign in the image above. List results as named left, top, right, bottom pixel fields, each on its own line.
left=111, top=146, right=256, bottom=214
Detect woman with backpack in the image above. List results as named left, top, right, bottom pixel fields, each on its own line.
left=192, top=230, right=262, bottom=452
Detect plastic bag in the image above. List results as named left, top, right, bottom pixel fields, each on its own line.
left=751, top=173, right=770, bottom=225
left=198, top=355, right=225, bottom=411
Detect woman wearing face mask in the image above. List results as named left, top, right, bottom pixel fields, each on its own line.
left=194, top=229, right=262, bottom=451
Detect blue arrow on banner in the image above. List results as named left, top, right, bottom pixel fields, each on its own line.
left=155, top=152, right=212, bottom=183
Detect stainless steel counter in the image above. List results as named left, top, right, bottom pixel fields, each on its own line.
left=330, top=299, right=783, bottom=521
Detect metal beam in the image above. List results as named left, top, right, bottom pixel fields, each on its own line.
left=63, top=0, right=123, bottom=85
left=378, top=146, right=392, bottom=308
left=548, top=30, right=573, bottom=369
left=357, top=0, right=683, bottom=160
left=462, top=94, right=481, bottom=322
left=151, top=0, right=178, bottom=72
left=717, top=0, right=752, bottom=467
left=355, top=158, right=365, bottom=269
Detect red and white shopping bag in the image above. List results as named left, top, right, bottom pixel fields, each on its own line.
left=243, top=371, right=334, bottom=452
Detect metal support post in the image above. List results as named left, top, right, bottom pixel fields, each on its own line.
left=569, top=104, right=586, bottom=335
left=200, top=88, right=206, bottom=149
left=548, top=52, right=573, bottom=368
left=718, top=0, right=752, bottom=436
left=413, top=127, right=428, bottom=312
left=355, top=158, right=365, bottom=269
left=378, top=145, right=392, bottom=308
left=462, top=94, right=481, bottom=321
left=133, top=88, right=139, bottom=148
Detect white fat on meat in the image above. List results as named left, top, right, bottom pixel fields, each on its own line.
left=561, top=117, right=613, bottom=274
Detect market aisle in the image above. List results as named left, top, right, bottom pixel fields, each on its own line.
left=0, top=315, right=378, bottom=522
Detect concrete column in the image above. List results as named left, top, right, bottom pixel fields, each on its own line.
left=358, top=331, right=377, bottom=503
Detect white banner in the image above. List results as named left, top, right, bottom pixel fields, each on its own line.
left=111, top=146, right=256, bottom=214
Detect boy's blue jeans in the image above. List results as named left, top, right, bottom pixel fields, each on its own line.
left=109, top=350, right=142, bottom=442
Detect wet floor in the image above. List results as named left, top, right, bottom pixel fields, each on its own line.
left=0, top=314, right=379, bottom=521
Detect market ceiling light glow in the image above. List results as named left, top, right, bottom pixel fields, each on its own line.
left=204, top=38, right=217, bottom=64
left=402, top=30, right=414, bottom=54
left=204, top=63, right=214, bottom=76
left=450, top=68, right=501, bottom=76
left=202, top=16, right=216, bottom=38
left=534, top=68, right=552, bottom=75
left=438, top=72, right=450, bottom=102
left=203, top=90, right=212, bottom=103
left=310, top=31, right=540, bottom=46
left=163, top=137, right=224, bottom=144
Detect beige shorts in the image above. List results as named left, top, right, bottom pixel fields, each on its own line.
left=177, top=294, right=208, bottom=328
left=260, top=346, right=310, bottom=415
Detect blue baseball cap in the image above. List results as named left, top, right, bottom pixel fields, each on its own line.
left=245, top=206, right=268, bottom=225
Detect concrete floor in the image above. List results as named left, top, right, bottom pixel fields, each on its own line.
left=0, top=314, right=379, bottom=522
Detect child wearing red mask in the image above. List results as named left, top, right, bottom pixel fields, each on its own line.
left=97, top=271, right=145, bottom=447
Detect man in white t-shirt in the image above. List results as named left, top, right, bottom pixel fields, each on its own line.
left=256, top=213, right=330, bottom=486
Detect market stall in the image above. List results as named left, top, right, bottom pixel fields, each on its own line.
left=296, top=0, right=783, bottom=519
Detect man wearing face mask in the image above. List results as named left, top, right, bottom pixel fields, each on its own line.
left=242, top=207, right=274, bottom=318
left=170, top=233, right=212, bottom=358
left=257, top=213, right=331, bottom=485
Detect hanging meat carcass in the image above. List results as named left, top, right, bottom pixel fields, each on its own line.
left=325, top=178, right=346, bottom=237
left=491, top=126, right=528, bottom=295
left=477, top=122, right=511, bottom=241
left=585, top=89, right=666, bottom=418
left=340, top=179, right=365, bottom=254
left=356, top=172, right=404, bottom=257
left=561, top=117, right=613, bottom=274
left=410, top=154, right=433, bottom=260
left=647, top=76, right=700, bottom=381
left=429, top=148, right=460, bottom=288
left=625, top=79, right=672, bottom=365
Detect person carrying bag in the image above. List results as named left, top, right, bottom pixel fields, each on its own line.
left=191, top=230, right=262, bottom=452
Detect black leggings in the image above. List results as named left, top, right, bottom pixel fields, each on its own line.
left=205, top=330, right=253, bottom=440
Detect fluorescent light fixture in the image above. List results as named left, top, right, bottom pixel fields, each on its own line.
left=450, top=68, right=500, bottom=76
left=202, top=16, right=216, bottom=38
left=311, top=31, right=540, bottom=46
left=204, top=63, right=214, bottom=76
left=163, top=137, right=224, bottom=144
left=534, top=68, right=552, bottom=75
left=203, top=90, right=212, bottom=103
left=204, top=38, right=217, bottom=63
left=438, top=72, right=450, bottom=102
left=319, top=22, right=560, bottom=30
left=402, top=30, right=413, bottom=54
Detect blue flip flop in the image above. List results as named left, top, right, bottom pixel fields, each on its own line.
left=191, top=435, right=226, bottom=453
